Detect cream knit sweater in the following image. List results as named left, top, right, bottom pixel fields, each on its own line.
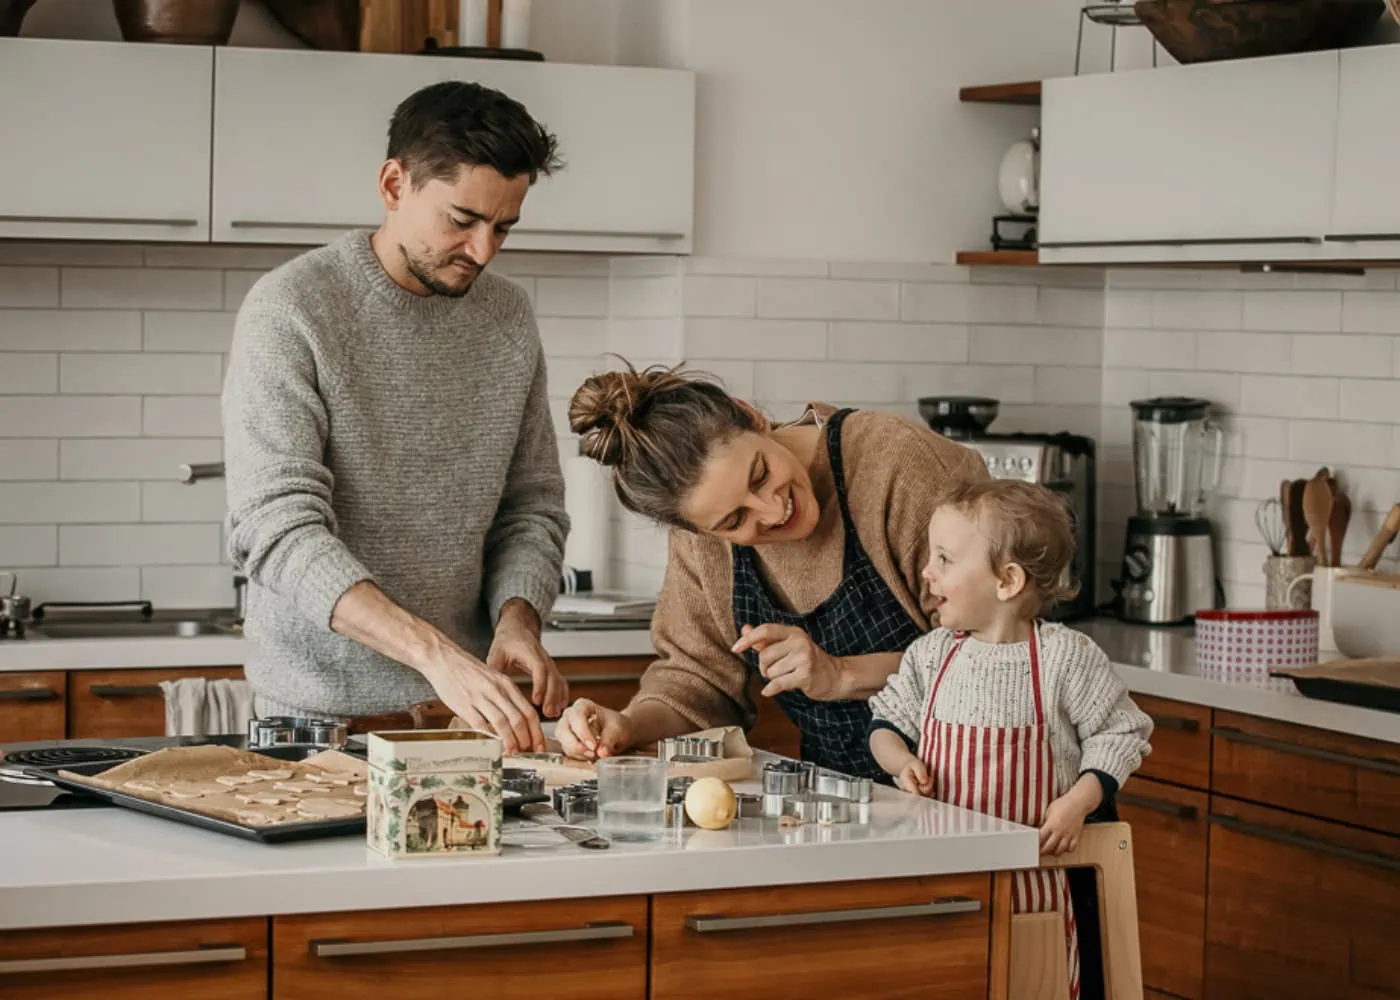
left=869, top=623, right=1154, bottom=793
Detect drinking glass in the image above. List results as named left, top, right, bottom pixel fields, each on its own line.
left=596, top=756, right=667, bottom=842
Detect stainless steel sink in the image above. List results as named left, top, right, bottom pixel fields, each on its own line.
left=27, top=619, right=238, bottom=640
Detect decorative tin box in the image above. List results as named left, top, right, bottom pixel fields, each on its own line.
left=366, top=729, right=503, bottom=859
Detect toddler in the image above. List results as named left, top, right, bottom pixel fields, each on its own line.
left=868, top=478, right=1152, bottom=1000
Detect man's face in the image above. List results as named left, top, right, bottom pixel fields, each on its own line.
left=381, top=161, right=530, bottom=297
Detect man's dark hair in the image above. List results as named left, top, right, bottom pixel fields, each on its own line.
left=386, top=80, right=563, bottom=188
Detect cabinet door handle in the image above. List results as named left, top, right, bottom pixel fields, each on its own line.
left=310, top=921, right=634, bottom=957
left=0, top=214, right=199, bottom=227
left=1325, top=233, right=1400, bottom=243
left=1148, top=713, right=1199, bottom=733
left=1117, top=792, right=1198, bottom=820
left=0, top=687, right=59, bottom=702
left=229, top=220, right=686, bottom=241
left=230, top=220, right=371, bottom=231
left=685, top=897, right=982, bottom=933
left=1209, top=813, right=1400, bottom=873
left=89, top=684, right=163, bottom=698
left=0, top=945, right=245, bottom=976
left=1211, top=725, right=1400, bottom=777
left=1039, top=236, right=1323, bottom=249
left=512, top=673, right=641, bottom=687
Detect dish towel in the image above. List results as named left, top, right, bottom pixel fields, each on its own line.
left=160, top=677, right=257, bottom=737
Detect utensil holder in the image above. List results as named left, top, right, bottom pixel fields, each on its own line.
left=1264, top=554, right=1314, bottom=610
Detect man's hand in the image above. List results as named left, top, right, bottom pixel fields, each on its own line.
left=731, top=623, right=845, bottom=700
left=420, top=651, right=547, bottom=755
left=487, top=599, right=568, bottom=719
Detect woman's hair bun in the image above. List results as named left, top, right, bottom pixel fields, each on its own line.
left=568, top=369, right=641, bottom=467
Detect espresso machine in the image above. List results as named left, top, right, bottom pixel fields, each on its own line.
left=1116, top=397, right=1223, bottom=625
left=919, top=396, right=1096, bottom=622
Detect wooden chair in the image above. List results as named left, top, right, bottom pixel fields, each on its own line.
left=1010, top=821, right=1144, bottom=1000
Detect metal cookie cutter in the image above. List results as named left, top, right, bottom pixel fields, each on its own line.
left=782, top=793, right=852, bottom=826
left=813, top=771, right=873, bottom=804
left=762, top=760, right=804, bottom=817
left=658, top=736, right=723, bottom=763
left=501, top=767, right=545, bottom=797
left=551, top=783, right=598, bottom=823
left=247, top=716, right=348, bottom=749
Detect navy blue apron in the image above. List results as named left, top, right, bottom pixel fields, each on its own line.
left=731, top=408, right=924, bottom=781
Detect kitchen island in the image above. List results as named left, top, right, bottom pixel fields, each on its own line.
left=0, top=757, right=1037, bottom=999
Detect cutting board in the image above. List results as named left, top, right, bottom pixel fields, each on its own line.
left=1272, top=657, right=1400, bottom=715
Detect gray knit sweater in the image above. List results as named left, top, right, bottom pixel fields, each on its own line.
left=869, top=624, right=1154, bottom=792
left=222, top=231, right=568, bottom=717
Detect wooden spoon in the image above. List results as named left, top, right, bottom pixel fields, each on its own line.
left=1328, top=491, right=1351, bottom=568
left=1359, top=503, right=1400, bottom=571
left=1302, top=471, right=1334, bottom=567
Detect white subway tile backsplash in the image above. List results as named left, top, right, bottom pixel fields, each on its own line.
left=1103, top=328, right=1191, bottom=370
left=60, top=523, right=221, bottom=566
left=60, top=353, right=222, bottom=395
left=0, top=267, right=59, bottom=307
left=904, top=364, right=1036, bottom=405
left=1239, top=374, right=1338, bottom=420
left=60, top=438, right=221, bottom=481
left=829, top=261, right=966, bottom=283
left=9, top=568, right=141, bottom=604
left=760, top=279, right=900, bottom=321
left=1341, top=291, right=1400, bottom=334
left=142, top=246, right=299, bottom=270
left=754, top=362, right=902, bottom=404
left=0, top=355, right=57, bottom=394
left=141, top=480, right=227, bottom=523
left=828, top=322, right=968, bottom=363
left=142, top=397, right=224, bottom=438
left=971, top=326, right=1102, bottom=368
left=536, top=277, right=609, bottom=317
left=141, top=565, right=238, bottom=609
left=1338, top=378, right=1400, bottom=423
left=1227, top=417, right=1290, bottom=460
left=1290, top=334, right=1393, bottom=378
left=1289, top=419, right=1392, bottom=468
left=687, top=256, right=827, bottom=278
left=900, top=282, right=1036, bottom=325
left=688, top=319, right=827, bottom=361
left=689, top=360, right=756, bottom=399
left=1104, top=290, right=1153, bottom=328
left=1151, top=290, right=1243, bottom=330
left=0, top=482, right=140, bottom=524
left=1100, top=370, right=1152, bottom=408
left=0, top=526, right=57, bottom=566
left=0, top=309, right=142, bottom=352
left=606, top=318, right=683, bottom=359
left=683, top=276, right=756, bottom=317
left=1241, top=290, right=1342, bottom=333
left=0, top=396, right=141, bottom=437
left=611, top=275, right=681, bottom=318
left=223, top=270, right=264, bottom=311
left=142, top=311, right=236, bottom=353
left=0, top=441, right=58, bottom=481
left=0, top=243, right=143, bottom=267
left=1197, top=331, right=1291, bottom=375
left=1036, top=287, right=1104, bottom=328
left=536, top=317, right=608, bottom=358
left=1147, top=371, right=1242, bottom=412
left=1034, top=366, right=1102, bottom=406
left=498, top=253, right=610, bottom=278
left=62, top=268, right=222, bottom=310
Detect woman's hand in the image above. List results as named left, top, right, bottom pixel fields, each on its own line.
left=556, top=698, right=632, bottom=761
left=731, top=623, right=846, bottom=700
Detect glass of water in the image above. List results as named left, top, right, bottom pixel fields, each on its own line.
left=596, top=756, right=668, bottom=842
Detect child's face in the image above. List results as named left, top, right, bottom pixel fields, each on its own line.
left=922, top=505, right=1018, bottom=632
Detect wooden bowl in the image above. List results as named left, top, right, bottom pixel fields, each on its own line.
left=1134, top=0, right=1385, bottom=64
left=113, top=0, right=240, bottom=45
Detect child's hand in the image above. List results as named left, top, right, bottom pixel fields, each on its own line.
left=1039, top=793, right=1090, bottom=855
left=896, top=757, right=933, bottom=797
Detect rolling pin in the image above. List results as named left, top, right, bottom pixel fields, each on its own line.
left=1358, top=503, right=1400, bottom=571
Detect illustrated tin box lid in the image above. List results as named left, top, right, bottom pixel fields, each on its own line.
left=367, top=729, right=503, bottom=772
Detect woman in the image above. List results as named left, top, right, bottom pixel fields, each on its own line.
left=556, top=362, right=988, bottom=780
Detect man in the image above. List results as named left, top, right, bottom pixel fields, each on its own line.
left=222, top=80, right=570, bottom=753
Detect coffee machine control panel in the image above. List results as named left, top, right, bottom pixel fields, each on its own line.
left=967, top=442, right=1045, bottom=483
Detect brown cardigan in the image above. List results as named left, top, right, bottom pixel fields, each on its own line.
left=630, top=403, right=990, bottom=730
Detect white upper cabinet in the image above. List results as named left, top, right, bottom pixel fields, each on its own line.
left=1328, top=45, right=1400, bottom=255
left=0, top=38, right=213, bottom=242
left=1038, top=51, right=1340, bottom=264
left=212, top=48, right=695, bottom=253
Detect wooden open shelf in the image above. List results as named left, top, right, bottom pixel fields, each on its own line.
left=958, top=81, right=1042, bottom=106
left=955, top=250, right=1038, bottom=266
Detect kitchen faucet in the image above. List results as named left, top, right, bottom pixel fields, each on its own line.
left=177, top=462, right=244, bottom=623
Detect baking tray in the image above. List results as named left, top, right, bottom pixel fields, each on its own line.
left=22, top=744, right=547, bottom=844
left=1272, top=671, right=1400, bottom=716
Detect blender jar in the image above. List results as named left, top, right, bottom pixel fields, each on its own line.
left=1130, top=397, right=1224, bottom=517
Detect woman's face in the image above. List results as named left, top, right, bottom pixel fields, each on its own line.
left=679, top=430, right=821, bottom=546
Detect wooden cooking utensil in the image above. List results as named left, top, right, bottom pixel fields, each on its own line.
left=1358, top=503, right=1400, bottom=571
left=1285, top=479, right=1310, bottom=557
left=1302, top=471, right=1334, bottom=567
left=1328, top=491, right=1351, bottom=568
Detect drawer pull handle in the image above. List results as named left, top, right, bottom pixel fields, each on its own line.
left=1211, top=725, right=1400, bottom=777
left=1209, top=813, right=1400, bottom=873
left=230, top=220, right=686, bottom=240
left=1148, top=714, right=1199, bottom=733
left=685, top=897, right=982, bottom=933
left=89, top=684, right=163, bottom=698
left=0, top=214, right=199, bottom=228
left=310, top=921, right=634, bottom=957
left=1117, top=792, right=1198, bottom=820
left=0, top=944, right=246, bottom=976
left=0, top=688, right=58, bottom=702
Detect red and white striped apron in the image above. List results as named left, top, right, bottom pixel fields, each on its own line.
left=918, top=625, right=1080, bottom=1000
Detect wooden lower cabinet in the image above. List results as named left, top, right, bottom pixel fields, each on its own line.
left=0, top=916, right=268, bottom=999
left=650, top=873, right=993, bottom=999
left=1118, top=777, right=1208, bottom=1000
left=68, top=666, right=243, bottom=739
left=1205, top=794, right=1400, bottom=999
left=271, top=896, right=648, bottom=999
left=1134, top=694, right=1212, bottom=791
left=0, top=670, right=65, bottom=742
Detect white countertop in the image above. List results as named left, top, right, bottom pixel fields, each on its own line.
left=0, top=761, right=1038, bottom=931
left=0, top=626, right=655, bottom=672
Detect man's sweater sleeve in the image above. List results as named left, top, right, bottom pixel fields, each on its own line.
left=482, top=347, right=569, bottom=624
left=222, top=290, right=372, bottom=629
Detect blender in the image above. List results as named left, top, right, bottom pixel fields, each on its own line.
left=1116, top=397, right=1223, bottom=625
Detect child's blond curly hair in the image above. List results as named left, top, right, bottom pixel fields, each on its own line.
left=941, top=478, right=1080, bottom=616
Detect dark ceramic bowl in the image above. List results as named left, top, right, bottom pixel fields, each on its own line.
left=1134, top=0, right=1385, bottom=63
left=113, top=0, right=241, bottom=45
left=0, top=0, right=37, bottom=36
